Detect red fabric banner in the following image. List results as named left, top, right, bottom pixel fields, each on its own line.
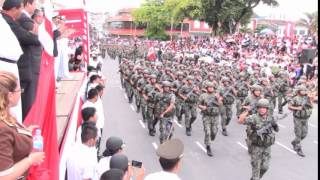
left=24, top=51, right=59, bottom=180
left=23, top=2, right=59, bottom=179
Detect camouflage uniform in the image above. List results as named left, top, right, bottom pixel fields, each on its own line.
left=235, top=73, right=249, bottom=117
left=172, top=72, right=185, bottom=123
left=158, top=81, right=176, bottom=144
left=178, top=76, right=199, bottom=136
left=143, top=80, right=158, bottom=136
left=199, top=85, right=221, bottom=157
left=219, top=78, right=236, bottom=136
left=276, top=72, right=290, bottom=113
left=136, top=72, right=149, bottom=122
left=243, top=99, right=278, bottom=180
left=242, top=85, right=263, bottom=154
left=289, top=86, right=313, bottom=157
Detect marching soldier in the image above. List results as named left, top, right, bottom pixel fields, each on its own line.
left=241, top=85, right=263, bottom=154
left=172, top=71, right=186, bottom=123
left=260, top=78, right=276, bottom=116
left=235, top=72, right=250, bottom=118
left=157, top=81, right=176, bottom=144
left=239, top=99, right=279, bottom=180
left=136, top=70, right=150, bottom=122
left=219, top=77, right=237, bottom=136
left=198, top=82, right=223, bottom=157
left=143, top=74, right=160, bottom=136
left=276, top=71, right=290, bottom=114
left=288, top=85, right=315, bottom=157
left=178, top=76, right=199, bottom=136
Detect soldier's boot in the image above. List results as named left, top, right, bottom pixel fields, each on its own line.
left=210, top=133, right=216, bottom=141
left=226, top=117, right=231, bottom=126
left=291, top=141, right=298, bottom=151
left=149, top=129, right=155, bottom=136
left=136, top=105, right=140, bottom=113
left=206, top=146, right=213, bottom=157
left=186, top=128, right=191, bottom=136
left=296, top=148, right=306, bottom=157
left=177, top=116, right=182, bottom=124
left=260, top=169, right=267, bottom=178
left=222, top=129, right=228, bottom=136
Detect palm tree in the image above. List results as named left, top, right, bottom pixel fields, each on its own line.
left=297, top=11, right=318, bottom=35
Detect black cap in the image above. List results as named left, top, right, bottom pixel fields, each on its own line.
left=100, top=168, right=124, bottom=180
left=156, top=138, right=184, bottom=160
left=103, top=137, right=125, bottom=156
left=2, top=0, right=22, bottom=11
left=110, top=154, right=129, bottom=172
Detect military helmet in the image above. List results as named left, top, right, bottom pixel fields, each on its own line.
left=186, top=75, right=194, bottom=81
left=222, top=77, right=230, bottom=83
left=149, top=74, right=157, bottom=79
left=239, top=72, right=246, bottom=77
left=176, top=71, right=184, bottom=77
left=251, top=84, right=263, bottom=91
left=206, top=82, right=214, bottom=88
left=162, top=81, right=172, bottom=88
left=257, top=98, right=270, bottom=108
left=296, top=85, right=307, bottom=92
left=143, top=70, right=149, bottom=74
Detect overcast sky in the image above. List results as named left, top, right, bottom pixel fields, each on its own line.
left=56, top=0, right=318, bottom=21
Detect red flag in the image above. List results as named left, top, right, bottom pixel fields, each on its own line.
left=24, top=1, right=59, bottom=180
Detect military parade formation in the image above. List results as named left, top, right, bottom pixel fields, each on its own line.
left=103, top=36, right=317, bottom=180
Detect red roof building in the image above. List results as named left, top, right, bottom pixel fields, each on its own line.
left=106, top=8, right=211, bottom=37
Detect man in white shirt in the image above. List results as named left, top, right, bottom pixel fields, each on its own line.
left=66, top=123, right=98, bottom=180
left=145, top=139, right=184, bottom=180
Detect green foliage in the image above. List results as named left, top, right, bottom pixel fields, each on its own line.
left=254, top=24, right=269, bottom=33
left=200, top=0, right=278, bottom=35
left=297, top=11, right=318, bottom=35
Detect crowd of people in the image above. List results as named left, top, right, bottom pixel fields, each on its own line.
left=104, top=32, right=317, bottom=180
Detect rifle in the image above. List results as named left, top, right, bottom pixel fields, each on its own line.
left=255, top=113, right=288, bottom=140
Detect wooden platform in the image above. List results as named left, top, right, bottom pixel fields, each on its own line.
left=56, top=72, right=85, bottom=145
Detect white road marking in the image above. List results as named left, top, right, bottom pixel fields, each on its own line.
left=237, top=141, right=248, bottom=150
left=130, top=105, right=135, bottom=111
left=308, top=123, right=317, bottom=128
left=174, top=120, right=183, bottom=128
left=124, top=94, right=128, bottom=100
left=196, top=141, right=207, bottom=153
left=314, top=141, right=318, bottom=144
left=277, top=123, right=286, bottom=128
left=152, top=142, right=158, bottom=150
left=139, top=120, right=146, bottom=129
left=119, top=87, right=122, bottom=90
left=276, top=141, right=296, bottom=154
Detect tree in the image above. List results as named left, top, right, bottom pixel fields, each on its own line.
left=133, top=0, right=170, bottom=40
left=297, top=11, right=318, bottom=35
left=200, top=0, right=279, bottom=35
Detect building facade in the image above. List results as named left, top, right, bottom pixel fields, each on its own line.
left=106, top=8, right=211, bottom=37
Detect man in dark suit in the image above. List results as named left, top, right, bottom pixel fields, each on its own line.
left=1, top=0, right=41, bottom=121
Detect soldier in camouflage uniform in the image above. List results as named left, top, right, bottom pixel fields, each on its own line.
left=198, top=82, right=223, bottom=157
left=239, top=99, right=279, bottom=180
left=143, top=74, right=159, bottom=136
left=241, top=85, right=263, bottom=154
left=219, top=77, right=237, bottom=136
left=288, top=85, right=314, bottom=157
left=268, top=75, right=278, bottom=109
left=235, top=72, right=250, bottom=117
left=260, top=78, right=276, bottom=116
left=178, top=76, right=200, bottom=136
left=123, top=62, right=135, bottom=103
left=157, top=81, right=176, bottom=144
left=136, top=70, right=150, bottom=122
left=172, top=71, right=186, bottom=123
left=276, top=71, right=290, bottom=114
left=130, top=66, right=144, bottom=113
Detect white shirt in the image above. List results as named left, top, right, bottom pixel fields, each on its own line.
left=82, top=99, right=104, bottom=130
left=66, top=143, right=98, bottom=180
left=95, top=156, right=111, bottom=180
left=0, top=14, right=23, bottom=61
left=145, top=171, right=181, bottom=180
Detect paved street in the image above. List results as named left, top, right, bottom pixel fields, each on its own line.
left=99, top=56, right=318, bottom=180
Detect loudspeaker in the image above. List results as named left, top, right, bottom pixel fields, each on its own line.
left=299, top=49, right=316, bottom=64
